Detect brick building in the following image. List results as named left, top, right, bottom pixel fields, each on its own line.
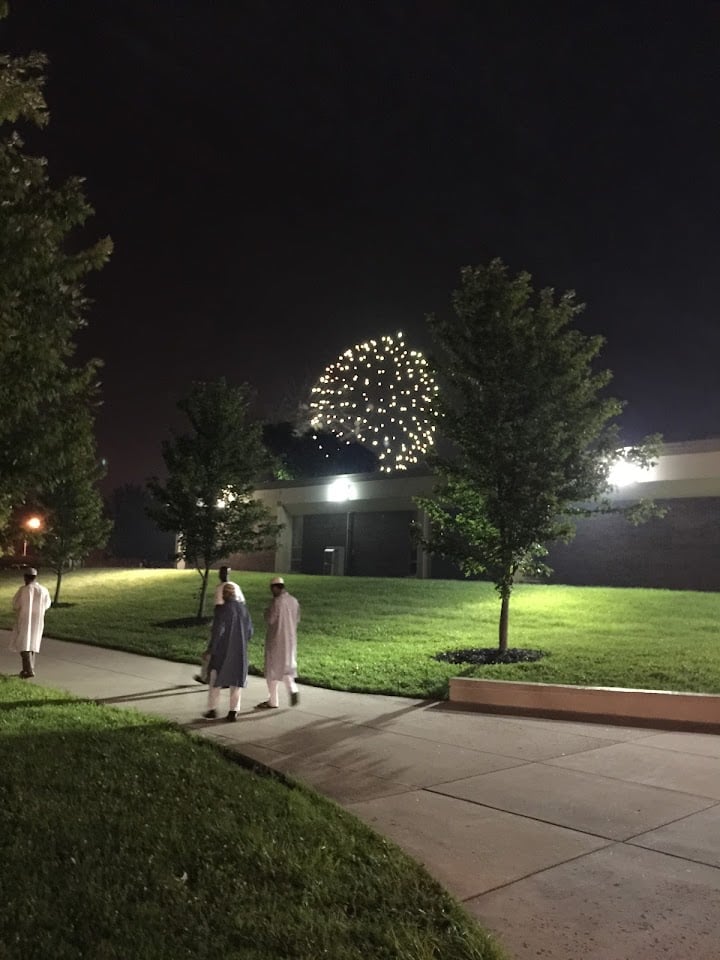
left=227, top=439, right=720, bottom=591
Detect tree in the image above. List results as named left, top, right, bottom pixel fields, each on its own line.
left=36, top=411, right=112, bottom=605
left=0, top=11, right=112, bottom=534
left=417, top=259, right=661, bottom=652
left=148, top=379, right=280, bottom=621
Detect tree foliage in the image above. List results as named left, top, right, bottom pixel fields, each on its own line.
left=417, top=260, right=662, bottom=651
left=148, top=379, right=279, bottom=620
left=35, top=409, right=112, bottom=605
left=0, top=13, right=112, bottom=532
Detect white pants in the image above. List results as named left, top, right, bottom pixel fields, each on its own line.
left=208, top=670, right=242, bottom=712
left=267, top=675, right=298, bottom=707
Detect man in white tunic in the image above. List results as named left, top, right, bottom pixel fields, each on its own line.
left=9, top=568, right=51, bottom=678
left=255, top=576, right=301, bottom=709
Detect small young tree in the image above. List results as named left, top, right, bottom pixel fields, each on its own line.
left=37, top=414, right=112, bottom=605
left=148, top=379, right=280, bottom=621
left=0, top=10, right=112, bottom=534
left=418, top=260, right=661, bottom=652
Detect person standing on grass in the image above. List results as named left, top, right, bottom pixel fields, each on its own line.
left=194, top=566, right=245, bottom=683
left=9, top=567, right=51, bottom=679
left=255, top=576, right=301, bottom=710
left=202, top=582, right=253, bottom=722
left=213, top=565, right=244, bottom=604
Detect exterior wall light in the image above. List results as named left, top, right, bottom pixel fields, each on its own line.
left=608, top=458, right=656, bottom=487
left=327, top=478, right=356, bottom=502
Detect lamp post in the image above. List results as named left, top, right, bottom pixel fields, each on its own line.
left=23, top=515, right=42, bottom=557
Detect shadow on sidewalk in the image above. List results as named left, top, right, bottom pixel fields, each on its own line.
left=95, top=685, right=202, bottom=705
left=205, top=700, right=438, bottom=787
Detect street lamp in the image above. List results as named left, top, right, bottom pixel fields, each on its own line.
left=23, top=515, right=42, bottom=557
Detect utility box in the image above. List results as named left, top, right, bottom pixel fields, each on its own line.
left=322, top=546, right=346, bottom=575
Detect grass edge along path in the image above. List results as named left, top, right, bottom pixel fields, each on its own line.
left=2, top=568, right=720, bottom=699
left=0, top=677, right=506, bottom=960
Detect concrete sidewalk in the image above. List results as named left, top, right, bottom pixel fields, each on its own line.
left=3, top=635, right=720, bottom=960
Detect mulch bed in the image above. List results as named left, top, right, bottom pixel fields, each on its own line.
left=434, top=647, right=546, bottom=665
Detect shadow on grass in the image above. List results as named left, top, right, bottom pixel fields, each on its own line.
left=51, top=602, right=77, bottom=609
left=153, top=616, right=212, bottom=629
left=424, top=676, right=451, bottom=699
left=0, top=718, right=287, bottom=958
left=0, top=697, right=87, bottom=712
left=0, top=712, right=502, bottom=960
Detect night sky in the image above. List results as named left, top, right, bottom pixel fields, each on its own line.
left=5, top=2, right=720, bottom=488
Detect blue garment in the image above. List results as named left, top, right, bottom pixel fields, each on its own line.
left=208, top=599, right=253, bottom=688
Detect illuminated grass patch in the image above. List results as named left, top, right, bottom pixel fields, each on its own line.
left=2, top=569, right=719, bottom=699
left=0, top=677, right=505, bottom=960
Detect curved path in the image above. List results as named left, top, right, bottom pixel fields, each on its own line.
left=2, top=634, right=720, bottom=960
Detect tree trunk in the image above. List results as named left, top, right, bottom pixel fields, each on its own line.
left=53, top=567, right=63, bottom=606
left=196, top=566, right=210, bottom=621
left=498, top=591, right=510, bottom=652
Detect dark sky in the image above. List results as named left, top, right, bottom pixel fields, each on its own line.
left=5, top=1, right=720, bottom=488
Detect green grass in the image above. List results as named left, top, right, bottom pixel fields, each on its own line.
left=1, top=568, right=720, bottom=699
left=0, top=678, right=505, bottom=960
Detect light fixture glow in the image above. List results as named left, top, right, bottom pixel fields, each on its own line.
left=327, top=478, right=356, bottom=502
left=608, top=457, right=656, bottom=487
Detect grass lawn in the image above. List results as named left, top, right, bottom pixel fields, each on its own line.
left=0, top=677, right=505, bottom=960
left=1, top=568, right=719, bottom=699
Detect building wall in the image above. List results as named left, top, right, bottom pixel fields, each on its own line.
left=546, top=497, right=720, bottom=590
left=297, top=511, right=417, bottom=577
left=300, top=514, right=347, bottom=574
left=224, top=441, right=720, bottom=590
left=223, top=549, right=276, bottom=574
left=351, top=511, right=416, bottom=577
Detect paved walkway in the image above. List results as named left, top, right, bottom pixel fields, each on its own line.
left=2, top=634, right=720, bottom=960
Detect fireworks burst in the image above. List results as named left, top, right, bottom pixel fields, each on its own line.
left=309, top=332, right=438, bottom=472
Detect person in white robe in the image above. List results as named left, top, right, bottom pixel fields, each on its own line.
left=255, top=576, right=300, bottom=709
left=9, top=568, right=52, bottom=678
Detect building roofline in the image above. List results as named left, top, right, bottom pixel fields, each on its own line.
left=256, top=465, right=433, bottom=491
left=660, top=438, right=720, bottom=455
left=255, top=438, right=720, bottom=492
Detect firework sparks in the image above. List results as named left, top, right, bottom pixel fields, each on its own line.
left=309, top=332, right=438, bottom=472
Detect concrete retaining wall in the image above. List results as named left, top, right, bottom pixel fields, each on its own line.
left=449, top=677, right=720, bottom=732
